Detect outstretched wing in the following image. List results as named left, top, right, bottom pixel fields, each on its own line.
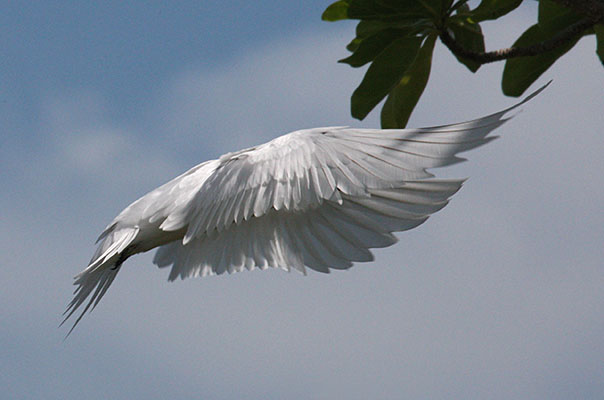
left=154, top=85, right=547, bottom=279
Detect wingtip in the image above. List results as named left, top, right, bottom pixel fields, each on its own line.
left=518, top=80, right=552, bottom=106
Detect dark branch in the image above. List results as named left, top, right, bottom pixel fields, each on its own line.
left=439, top=16, right=599, bottom=64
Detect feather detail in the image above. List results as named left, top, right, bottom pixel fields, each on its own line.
left=62, top=226, right=139, bottom=337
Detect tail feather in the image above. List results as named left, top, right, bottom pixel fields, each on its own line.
left=62, top=227, right=138, bottom=337
left=61, top=267, right=120, bottom=337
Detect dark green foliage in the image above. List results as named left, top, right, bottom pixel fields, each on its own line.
left=470, top=0, right=523, bottom=22
left=324, top=0, right=603, bottom=127
left=381, top=35, right=437, bottom=128
left=322, top=1, right=349, bottom=21
left=340, top=29, right=412, bottom=67
left=537, top=0, right=581, bottom=25
left=595, top=24, right=604, bottom=65
left=447, top=3, right=485, bottom=72
left=502, top=0, right=587, bottom=96
left=351, top=36, right=423, bottom=120
left=323, top=0, right=443, bottom=127
left=501, top=24, right=579, bottom=96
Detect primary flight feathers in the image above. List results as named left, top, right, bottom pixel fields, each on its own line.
left=62, top=83, right=548, bottom=335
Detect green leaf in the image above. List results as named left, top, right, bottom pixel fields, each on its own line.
left=470, top=0, right=523, bottom=22
left=351, top=36, right=423, bottom=120
left=375, top=0, right=424, bottom=12
left=538, top=0, right=581, bottom=26
left=595, top=24, right=604, bottom=65
left=502, top=0, right=589, bottom=96
left=346, top=37, right=363, bottom=52
left=355, top=19, right=434, bottom=38
left=447, top=10, right=485, bottom=72
left=346, top=0, right=438, bottom=21
left=322, top=1, right=349, bottom=21
left=347, top=0, right=395, bottom=19
left=356, top=20, right=393, bottom=38
left=340, top=29, right=406, bottom=67
left=418, top=0, right=452, bottom=18
left=343, top=18, right=434, bottom=59
left=381, top=35, right=437, bottom=128
left=375, top=0, right=452, bottom=15
left=502, top=24, right=579, bottom=96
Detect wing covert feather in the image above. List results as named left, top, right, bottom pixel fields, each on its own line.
left=155, top=179, right=464, bottom=279
left=180, top=104, right=512, bottom=243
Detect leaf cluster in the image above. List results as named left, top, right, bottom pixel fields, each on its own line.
left=323, top=0, right=604, bottom=128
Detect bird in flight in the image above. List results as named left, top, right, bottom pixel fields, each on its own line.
left=62, top=84, right=547, bottom=335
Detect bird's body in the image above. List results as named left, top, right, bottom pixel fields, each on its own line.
left=63, top=86, right=546, bottom=334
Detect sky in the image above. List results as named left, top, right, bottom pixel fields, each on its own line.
left=1, top=2, right=603, bottom=399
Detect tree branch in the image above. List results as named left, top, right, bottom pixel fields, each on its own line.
left=440, top=16, right=599, bottom=64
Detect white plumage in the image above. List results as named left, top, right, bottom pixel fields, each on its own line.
left=62, top=85, right=546, bottom=335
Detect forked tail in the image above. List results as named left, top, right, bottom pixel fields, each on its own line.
left=61, top=226, right=139, bottom=337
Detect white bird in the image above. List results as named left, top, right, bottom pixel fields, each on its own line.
left=62, top=85, right=547, bottom=335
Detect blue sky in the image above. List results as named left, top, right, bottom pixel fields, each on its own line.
left=2, top=2, right=604, bottom=399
